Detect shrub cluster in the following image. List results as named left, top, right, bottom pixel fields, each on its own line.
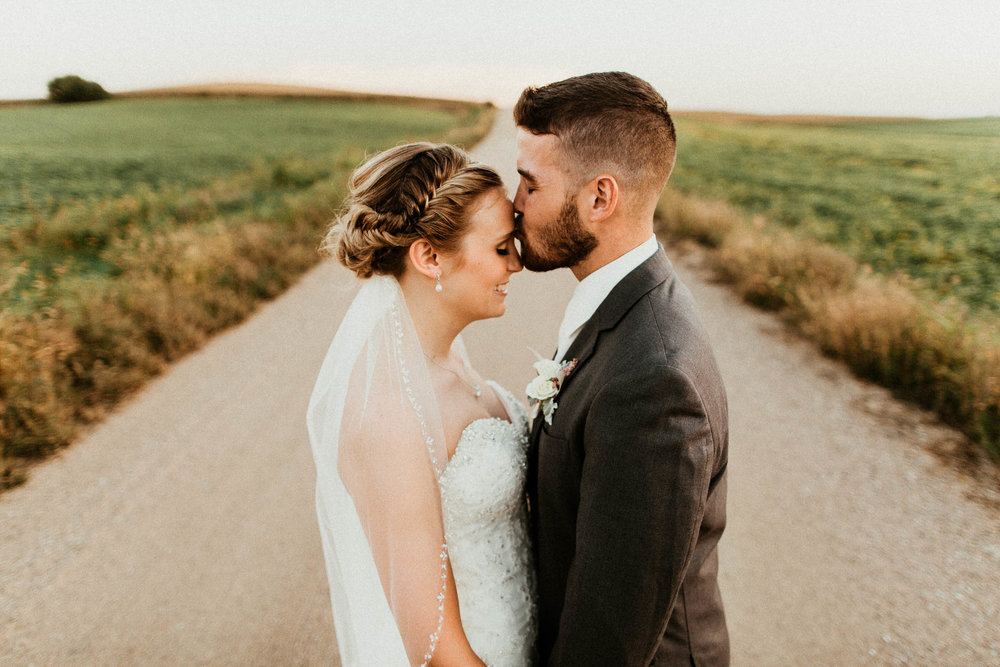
left=47, top=75, right=111, bottom=103
left=657, top=189, right=1000, bottom=460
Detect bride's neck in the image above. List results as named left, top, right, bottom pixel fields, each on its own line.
left=398, top=273, right=466, bottom=361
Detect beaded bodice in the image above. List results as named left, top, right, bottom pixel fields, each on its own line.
left=439, top=381, right=537, bottom=667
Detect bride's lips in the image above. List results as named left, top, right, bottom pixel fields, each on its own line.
left=494, top=282, right=509, bottom=296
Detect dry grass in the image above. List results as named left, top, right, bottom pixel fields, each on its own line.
left=2, top=82, right=496, bottom=117
left=114, top=82, right=490, bottom=116
left=657, top=188, right=1000, bottom=460
left=0, top=172, right=340, bottom=484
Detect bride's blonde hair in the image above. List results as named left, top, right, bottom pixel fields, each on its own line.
left=323, top=142, right=504, bottom=278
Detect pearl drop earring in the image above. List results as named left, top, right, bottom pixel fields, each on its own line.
left=435, top=273, right=443, bottom=293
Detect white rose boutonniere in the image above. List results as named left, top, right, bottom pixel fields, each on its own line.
left=525, top=356, right=578, bottom=425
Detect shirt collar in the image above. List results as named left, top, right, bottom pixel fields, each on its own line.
left=557, top=234, right=659, bottom=350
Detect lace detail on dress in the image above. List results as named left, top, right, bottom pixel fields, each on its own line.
left=439, top=382, right=537, bottom=667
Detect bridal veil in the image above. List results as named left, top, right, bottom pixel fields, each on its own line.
left=307, top=275, right=453, bottom=666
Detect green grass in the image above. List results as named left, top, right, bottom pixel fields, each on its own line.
left=669, top=115, right=1000, bottom=313
left=1, top=97, right=466, bottom=214
left=0, top=95, right=493, bottom=486
left=1, top=97, right=488, bottom=311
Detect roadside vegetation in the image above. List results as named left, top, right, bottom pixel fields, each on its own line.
left=658, top=114, right=1000, bottom=460
left=0, top=93, right=494, bottom=488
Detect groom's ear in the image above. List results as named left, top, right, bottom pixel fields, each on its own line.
left=587, top=174, right=620, bottom=223
left=408, top=239, right=440, bottom=279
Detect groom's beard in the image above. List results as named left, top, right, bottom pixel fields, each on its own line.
left=518, top=195, right=598, bottom=272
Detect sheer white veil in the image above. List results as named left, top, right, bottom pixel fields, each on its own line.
left=307, top=274, right=453, bottom=666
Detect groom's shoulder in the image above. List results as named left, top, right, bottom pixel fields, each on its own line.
left=609, top=270, right=722, bottom=386
left=593, top=250, right=715, bottom=364
left=627, top=269, right=707, bottom=347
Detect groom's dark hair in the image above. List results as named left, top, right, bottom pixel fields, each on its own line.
left=514, top=71, right=677, bottom=203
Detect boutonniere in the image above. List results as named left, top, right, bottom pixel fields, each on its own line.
left=525, top=356, right=578, bottom=425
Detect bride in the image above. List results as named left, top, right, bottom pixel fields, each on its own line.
left=307, top=143, right=536, bottom=666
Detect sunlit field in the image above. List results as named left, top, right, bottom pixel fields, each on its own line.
left=0, top=94, right=493, bottom=484
left=659, top=113, right=1000, bottom=459
left=670, top=114, right=1000, bottom=313
left=1, top=97, right=478, bottom=220
left=0, top=96, right=489, bottom=308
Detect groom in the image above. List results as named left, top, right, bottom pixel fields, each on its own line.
left=514, top=72, right=730, bottom=665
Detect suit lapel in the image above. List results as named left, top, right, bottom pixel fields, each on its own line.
left=550, top=248, right=674, bottom=399
left=527, top=249, right=673, bottom=442
left=530, top=406, right=546, bottom=444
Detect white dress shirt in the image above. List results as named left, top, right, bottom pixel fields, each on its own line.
left=554, top=234, right=659, bottom=361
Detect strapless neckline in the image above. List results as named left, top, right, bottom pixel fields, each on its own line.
left=445, top=416, right=517, bottom=471
left=443, top=379, right=517, bottom=470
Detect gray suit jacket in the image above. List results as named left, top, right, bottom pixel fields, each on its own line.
left=528, top=248, right=729, bottom=666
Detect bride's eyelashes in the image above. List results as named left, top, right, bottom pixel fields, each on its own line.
left=497, top=236, right=517, bottom=256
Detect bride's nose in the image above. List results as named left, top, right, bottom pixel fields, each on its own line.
left=508, top=246, right=523, bottom=273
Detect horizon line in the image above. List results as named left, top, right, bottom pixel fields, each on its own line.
left=3, top=80, right=996, bottom=122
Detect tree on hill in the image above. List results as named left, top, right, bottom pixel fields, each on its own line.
left=47, top=75, right=111, bottom=103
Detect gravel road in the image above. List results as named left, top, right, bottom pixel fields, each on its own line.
left=2, top=111, right=997, bottom=666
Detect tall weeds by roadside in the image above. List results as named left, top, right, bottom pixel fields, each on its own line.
left=657, top=188, right=1000, bottom=460
left=0, top=101, right=495, bottom=489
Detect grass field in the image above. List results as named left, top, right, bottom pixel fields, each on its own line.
left=1, top=97, right=485, bottom=300
left=0, top=93, right=493, bottom=485
left=659, top=113, right=1000, bottom=459
left=1, top=97, right=476, bottom=220
left=4, top=96, right=996, bottom=478
left=669, top=114, right=1000, bottom=313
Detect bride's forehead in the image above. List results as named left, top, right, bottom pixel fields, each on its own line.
left=468, top=189, right=513, bottom=225
left=471, top=196, right=514, bottom=236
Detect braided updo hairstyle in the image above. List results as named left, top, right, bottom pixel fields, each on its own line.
left=323, top=142, right=505, bottom=278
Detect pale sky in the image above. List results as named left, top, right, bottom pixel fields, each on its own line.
left=3, top=0, right=999, bottom=117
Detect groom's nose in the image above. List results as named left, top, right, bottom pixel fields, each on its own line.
left=512, top=183, right=526, bottom=216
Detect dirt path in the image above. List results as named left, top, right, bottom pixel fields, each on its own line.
left=2, top=112, right=998, bottom=666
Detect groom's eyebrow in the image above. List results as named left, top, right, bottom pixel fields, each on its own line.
left=517, top=168, right=537, bottom=184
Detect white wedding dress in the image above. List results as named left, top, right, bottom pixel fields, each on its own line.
left=308, top=276, right=536, bottom=666
left=440, top=381, right=537, bottom=667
